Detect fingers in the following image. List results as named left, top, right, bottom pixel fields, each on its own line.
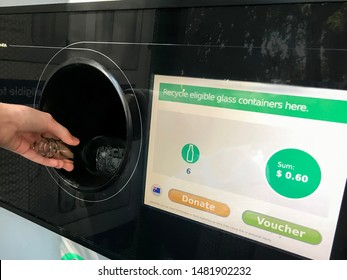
left=19, top=106, right=79, bottom=146
left=41, top=113, right=80, bottom=146
left=51, top=126, right=80, bottom=147
left=58, top=160, right=74, bottom=172
left=21, top=148, right=75, bottom=172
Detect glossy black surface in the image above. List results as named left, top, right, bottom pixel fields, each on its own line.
left=1, top=1, right=346, bottom=15
left=1, top=2, right=347, bottom=259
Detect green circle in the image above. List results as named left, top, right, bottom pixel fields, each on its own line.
left=265, top=148, right=321, bottom=199
left=61, top=253, right=84, bottom=260
left=182, top=143, right=200, bottom=164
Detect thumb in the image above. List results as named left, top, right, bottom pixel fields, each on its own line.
left=44, top=115, right=80, bottom=146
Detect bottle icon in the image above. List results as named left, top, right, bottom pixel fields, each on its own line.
left=186, top=144, right=195, bottom=163
left=182, top=143, right=200, bottom=164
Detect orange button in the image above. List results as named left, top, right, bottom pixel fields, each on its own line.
left=168, top=189, right=230, bottom=217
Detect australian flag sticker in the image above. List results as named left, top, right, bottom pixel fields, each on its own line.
left=152, top=185, right=161, bottom=195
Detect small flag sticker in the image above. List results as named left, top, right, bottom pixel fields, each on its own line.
left=152, top=185, right=161, bottom=195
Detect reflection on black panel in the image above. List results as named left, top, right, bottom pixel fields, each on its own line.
left=152, top=4, right=347, bottom=90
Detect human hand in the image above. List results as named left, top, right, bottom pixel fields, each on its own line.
left=0, top=103, right=80, bottom=171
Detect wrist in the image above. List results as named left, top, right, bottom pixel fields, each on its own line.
left=0, top=102, right=23, bottom=124
left=0, top=102, right=25, bottom=136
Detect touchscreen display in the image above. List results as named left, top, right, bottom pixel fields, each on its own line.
left=144, top=75, right=347, bottom=259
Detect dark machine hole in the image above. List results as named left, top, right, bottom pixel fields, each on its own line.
left=41, top=60, right=129, bottom=191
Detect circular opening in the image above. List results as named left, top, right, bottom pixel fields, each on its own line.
left=41, top=59, right=130, bottom=191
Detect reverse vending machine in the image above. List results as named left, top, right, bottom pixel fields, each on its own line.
left=1, top=0, right=347, bottom=259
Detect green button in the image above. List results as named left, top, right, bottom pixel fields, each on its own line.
left=242, top=211, right=322, bottom=245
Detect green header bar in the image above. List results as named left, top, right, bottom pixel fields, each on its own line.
left=159, top=83, right=347, bottom=124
